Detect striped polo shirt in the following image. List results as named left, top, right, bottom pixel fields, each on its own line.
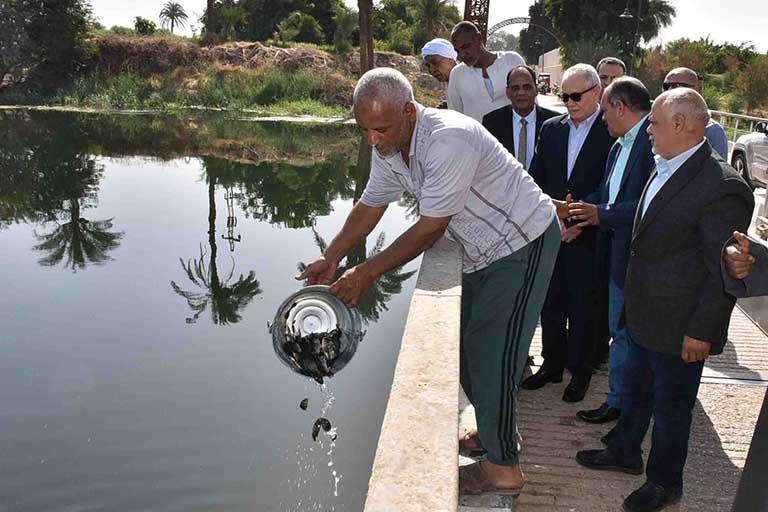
left=360, top=104, right=556, bottom=273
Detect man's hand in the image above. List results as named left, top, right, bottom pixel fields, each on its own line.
left=552, top=193, right=574, bottom=220
left=295, top=256, right=338, bottom=285
left=329, top=264, right=377, bottom=307
left=569, top=201, right=600, bottom=227
left=681, top=335, right=711, bottom=363
left=724, top=230, right=755, bottom=280
left=561, top=224, right=582, bottom=243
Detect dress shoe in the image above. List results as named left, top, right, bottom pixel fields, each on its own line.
left=520, top=367, right=563, bottom=390
left=601, top=425, right=617, bottom=446
left=623, top=481, right=682, bottom=512
left=562, top=374, right=591, bottom=402
left=577, top=402, right=620, bottom=424
left=576, top=448, right=643, bottom=475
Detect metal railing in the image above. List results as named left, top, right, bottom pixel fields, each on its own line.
left=711, top=110, right=768, bottom=146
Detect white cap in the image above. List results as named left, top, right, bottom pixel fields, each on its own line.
left=421, top=38, right=457, bottom=61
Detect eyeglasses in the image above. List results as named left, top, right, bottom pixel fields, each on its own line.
left=662, top=82, right=694, bottom=91
left=559, top=84, right=597, bottom=103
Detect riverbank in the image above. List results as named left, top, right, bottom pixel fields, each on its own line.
left=0, top=36, right=444, bottom=116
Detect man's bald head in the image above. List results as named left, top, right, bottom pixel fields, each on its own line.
left=663, top=67, right=701, bottom=92
left=647, top=88, right=710, bottom=158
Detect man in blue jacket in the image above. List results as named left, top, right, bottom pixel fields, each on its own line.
left=567, top=77, right=655, bottom=424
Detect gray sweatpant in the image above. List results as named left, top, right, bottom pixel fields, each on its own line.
left=460, top=218, right=560, bottom=466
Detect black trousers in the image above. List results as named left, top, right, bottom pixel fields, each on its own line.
left=609, top=336, right=704, bottom=490
left=539, top=240, right=597, bottom=378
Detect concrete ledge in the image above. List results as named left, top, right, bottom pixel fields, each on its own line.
left=364, top=237, right=463, bottom=512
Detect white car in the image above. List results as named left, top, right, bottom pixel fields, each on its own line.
left=731, top=121, right=768, bottom=188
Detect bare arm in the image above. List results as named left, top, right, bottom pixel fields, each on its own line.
left=296, top=201, right=387, bottom=285
left=330, top=215, right=451, bottom=306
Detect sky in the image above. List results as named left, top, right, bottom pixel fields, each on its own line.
left=89, top=0, right=768, bottom=53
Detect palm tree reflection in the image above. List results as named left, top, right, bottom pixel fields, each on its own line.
left=33, top=200, right=123, bottom=271
left=171, top=179, right=261, bottom=325
left=300, top=227, right=416, bottom=323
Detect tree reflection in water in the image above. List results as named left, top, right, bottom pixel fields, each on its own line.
left=171, top=177, right=262, bottom=326
left=299, top=228, right=416, bottom=324
left=0, top=113, right=124, bottom=271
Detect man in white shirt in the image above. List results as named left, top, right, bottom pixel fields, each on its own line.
left=446, top=21, right=526, bottom=122
left=297, top=68, right=560, bottom=495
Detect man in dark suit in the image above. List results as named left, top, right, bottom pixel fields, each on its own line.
left=482, top=65, right=559, bottom=170
left=576, top=88, right=754, bottom=512
left=567, top=77, right=655, bottom=424
left=521, top=63, right=616, bottom=402
left=723, top=231, right=768, bottom=512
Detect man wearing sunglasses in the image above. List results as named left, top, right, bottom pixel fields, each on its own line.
left=662, top=68, right=729, bottom=160
left=481, top=65, right=559, bottom=170
left=523, top=64, right=616, bottom=403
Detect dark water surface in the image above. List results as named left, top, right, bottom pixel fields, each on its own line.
left=0, top=111, right=419, bottom=511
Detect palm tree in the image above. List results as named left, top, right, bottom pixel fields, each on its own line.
left=171, top=179, right=261, bottom=325
left=159, top=2, right=188, bottom=34
left=413, top=0, right=454, bottom=42
left=33, top=199, right=123, bottom=272
left=358, top=0, right=374, bottom=73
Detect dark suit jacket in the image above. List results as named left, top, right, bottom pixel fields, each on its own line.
left=624, top=142, right=754, bottom=356
left=481, top=104, right=559, bottom=159
left=584, top=118, right=655, bottom=288
left=528, top=112, right=616, bottom=244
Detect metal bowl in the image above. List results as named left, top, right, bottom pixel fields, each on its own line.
left=270, top=285, right=364, bottom=380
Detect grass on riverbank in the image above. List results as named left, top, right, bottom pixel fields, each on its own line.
left=50, top=65, right=354, bottom=117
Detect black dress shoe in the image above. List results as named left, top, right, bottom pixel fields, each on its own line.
left=577, top=402, right=620, bottom=424
left=521, top=367, right=563, bottom=390
left=601, top=425, right=617, bottom=446
left=623, top=481, right=682, bottom=512
left=576, top=448, right=643, bottom=475
left=562, top=374, right=591, bottom=402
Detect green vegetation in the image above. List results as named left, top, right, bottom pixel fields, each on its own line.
left=51, top=65, right=352, bottom=116
left=636, top=38, right=768, bottom=115
left=134, top=17, right=157, bottom=36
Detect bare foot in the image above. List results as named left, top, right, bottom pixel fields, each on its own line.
left=459, top=460, right=524, bottom=495
left=459, top=429, right=483, bottom=451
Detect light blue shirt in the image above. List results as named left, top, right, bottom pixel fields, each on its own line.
left=608, top=114, right=649, bottom=204
left=512, top=108, right=537, bottom=170
left=705, top=119, right=728, bottom=160
left=641, top=139, right=706, bottom=218
left=566, top=107, right=601, bottom=179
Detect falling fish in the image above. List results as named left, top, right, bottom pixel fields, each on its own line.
left=311, top=417, right=332, bottom=441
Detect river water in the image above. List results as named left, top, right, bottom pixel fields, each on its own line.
left=0, top=111, right=420, bottom=511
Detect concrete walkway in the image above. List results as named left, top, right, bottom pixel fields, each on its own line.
left=458, top=304, right=767, bottom=512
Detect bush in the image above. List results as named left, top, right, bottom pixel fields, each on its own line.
left=385, top=20, right=414, bottom=55
left=134, top=17, right=156, bottom=36
left=333, top=7, right=357, bottom=54
left=108, top=25, right=137, bottom=37
left=278, top=12, right=324, bottom=44
left=736, top=56, right=768, bottom=111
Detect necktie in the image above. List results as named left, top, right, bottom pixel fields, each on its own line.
left=518, top=118, right=528, bottom=170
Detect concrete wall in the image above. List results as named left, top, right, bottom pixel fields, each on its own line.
left=364, top=237, right=463, bottom=512
left=538, top=47, right=563, bottom=88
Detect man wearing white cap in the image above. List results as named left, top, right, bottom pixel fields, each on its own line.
left=421, top=38, right=457, bottom=84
